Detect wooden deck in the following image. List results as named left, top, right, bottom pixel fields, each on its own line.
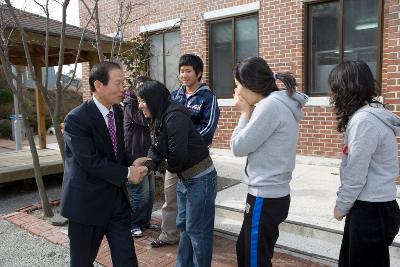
left=0, top=148, right=63, bottom=183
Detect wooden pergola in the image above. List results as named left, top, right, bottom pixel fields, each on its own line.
left=2, top=5, right=128, bottom=148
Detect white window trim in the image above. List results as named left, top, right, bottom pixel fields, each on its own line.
left=304, top=96, right=384, bottom=107
left=203, top=1, right=260, bottom=21
left=139, top=18, right=180, bottom=33
left=306, top=97, right=331, bottom=107
left=217, top=99, right=235, bottom=107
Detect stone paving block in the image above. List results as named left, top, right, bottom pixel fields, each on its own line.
left=60, top=239, right=70, bottom=247
left=7, top=217, right=25, bottom=227
left=45, top=232, right=68, bottom=245
left=1, top=211, right=22, bottom=219
left=154, top=256, right=176, bottom=267
left=96, top=250, right=111, bottom=262
left=25, top=222, right=50, bottom=235
left=96, top=254, right=113, bottom=267
left=17, top=204, right=41, bottom=213
left=134, top=245, right=147, bottom=255
left=38, top=227, right=59, bottom=238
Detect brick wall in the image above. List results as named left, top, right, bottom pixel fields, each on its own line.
left=81, top=0, right=400, bottom=159
left=382, top=0, right=400, bottom=114
left=212, top=107, right=241, bottom=149
left=81, top=62, right=90, bottom=101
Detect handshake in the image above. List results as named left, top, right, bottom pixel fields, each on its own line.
left=128, top=157, right=152, bottom=184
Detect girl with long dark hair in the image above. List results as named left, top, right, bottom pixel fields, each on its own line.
left=330, top=60, right=400, bottom=267
left=133, top=80, right=217, bottom=267
left=230, top=57, right=308, bottom=266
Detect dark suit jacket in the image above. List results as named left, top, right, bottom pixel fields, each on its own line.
left=60, top=99, right=130, bottom=226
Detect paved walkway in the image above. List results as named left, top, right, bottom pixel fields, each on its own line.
left=1, top=206, right=328, bottom=267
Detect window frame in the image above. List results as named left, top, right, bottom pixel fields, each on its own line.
left=304, top=0, right=384, bottom=96
left=148, top=29, right=180, bottom=88
left=208, top=13, right=259, bottom=99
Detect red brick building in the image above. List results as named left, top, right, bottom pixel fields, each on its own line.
left=80, top=0, right=400, bottom=159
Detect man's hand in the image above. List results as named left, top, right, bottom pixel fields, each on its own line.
left=334, top=207, right=345, bottom=221
left=128, top=165, right=148, bottom=184
left=133, top=157, right=151, bottom=167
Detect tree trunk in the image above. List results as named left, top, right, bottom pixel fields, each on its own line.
left=52, top=87, right=65, bottom=162
left=24, top=122, right=54, bottom=217
left=17, top=86, right=54, bottom=218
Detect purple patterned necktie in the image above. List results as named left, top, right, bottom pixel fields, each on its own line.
left=106, top=110, right=118, bottom=158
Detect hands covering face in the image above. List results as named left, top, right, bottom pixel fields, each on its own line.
left=128, top=157, right=151, bottom=184
left=233, top=89, right=251, bottom=119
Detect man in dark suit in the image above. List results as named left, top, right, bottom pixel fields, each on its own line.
left=60, top=61, right=143, bottom=267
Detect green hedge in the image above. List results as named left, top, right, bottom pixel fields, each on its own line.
left=0, top=89, right=13, bottom=105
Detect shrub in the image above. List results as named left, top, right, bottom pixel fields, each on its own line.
left=0, top=119, right=11, bottom=138
left=0, top=89, right=13, bottom=105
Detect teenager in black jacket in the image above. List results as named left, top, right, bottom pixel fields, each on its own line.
left=133, top=80, right=218, bottom=267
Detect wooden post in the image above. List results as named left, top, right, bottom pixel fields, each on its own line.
left=34, top=61, right=46, bottom=149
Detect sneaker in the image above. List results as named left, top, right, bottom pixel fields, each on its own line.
left=151, top=239, right=170, bottom=248
left=131, top=228, right=144, bottom=238
left=146, top=223, right=161, bottom=230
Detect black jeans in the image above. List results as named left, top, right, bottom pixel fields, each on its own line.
left=236, top=194, right=290, bottom=267
left=339, top=200, right=400, bottom=267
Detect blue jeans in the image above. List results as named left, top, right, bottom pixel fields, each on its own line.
left=127, top=175, right=155, bottom=229
left=176, top=168, right=217, bottom=267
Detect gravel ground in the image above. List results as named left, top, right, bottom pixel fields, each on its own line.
left=0, top=219, right=70, bottom=267
left=0, top=175, right=62, bottom=216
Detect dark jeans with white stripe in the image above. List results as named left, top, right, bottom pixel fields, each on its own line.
left=236, top=194, right=290, bottom=267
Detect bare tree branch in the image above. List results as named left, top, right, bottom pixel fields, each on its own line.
left=61, top=5, right=96, bottom=91
left=32, top=0, right=50, bottom=94
left=93, top=0, right=104, bottom=61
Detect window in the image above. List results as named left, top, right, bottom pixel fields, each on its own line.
left=149, top=31, right=180, bottom=91
left=306, top=0, right=383, bottom=95
left=210, top=14, right=258, bottom=98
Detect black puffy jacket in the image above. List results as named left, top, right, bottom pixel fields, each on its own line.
left=145, top=102, right=209, bottom=174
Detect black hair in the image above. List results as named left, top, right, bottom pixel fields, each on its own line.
left=233, top=57, right=297, bottom=97
left=136, top=75, right=151, bottom=84
left=328, top=60, right=380, bottom=132
left=127, top=75, right=152, bottom=93
left=178, top=54, right=204, bottom=81
left=136, top=80, right=171, bottom=131
left=89, top=61, right=121, bottom=92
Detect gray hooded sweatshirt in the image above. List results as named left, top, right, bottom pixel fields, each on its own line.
left=231, top=90, right=308, bottom=198
left=336, top=103, right=400, bottom=215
